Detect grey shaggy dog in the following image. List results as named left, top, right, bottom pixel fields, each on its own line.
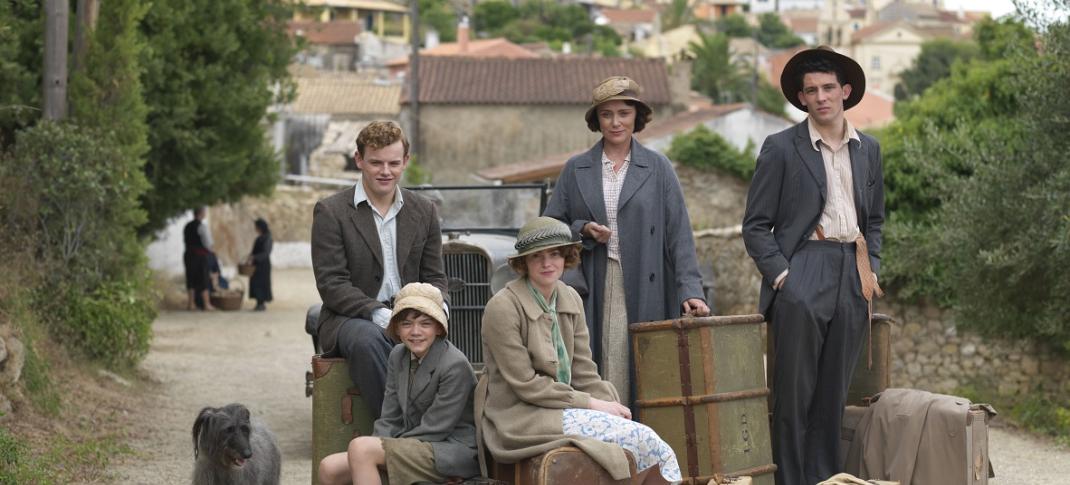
left=192, top=403, right=281, bottom=485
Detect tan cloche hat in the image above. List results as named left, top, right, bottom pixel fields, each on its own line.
left=507, top=216, right=580, bottom=261
left=584, top=76, right=654, bottom=132
left=387, top=282, right=448, bottom=341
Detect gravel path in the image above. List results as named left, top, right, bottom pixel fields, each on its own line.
left=110, top=268, right=1069, bottom=484
left=111, top=269, right=319, bottom=484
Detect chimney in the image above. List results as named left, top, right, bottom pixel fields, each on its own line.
left=458, top=16, right=469, bottom=53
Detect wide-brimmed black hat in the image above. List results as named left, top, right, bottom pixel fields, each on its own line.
left=780, top=46, right=866, bottom=113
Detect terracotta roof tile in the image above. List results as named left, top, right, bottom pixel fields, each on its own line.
left=385, top=38, right=538, bottom=67
left=404, top=56, right=672, bottom=105
left=292, top=76, right=401, bottom=115
left=845, top=90, right=894, bottom=130
left=601, top=8, right=657, bottom=24
left=288, top=20, right=362, bottom=46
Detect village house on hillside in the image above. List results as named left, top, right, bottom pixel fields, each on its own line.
left=288, top=0, right=412, bottom=70
left=402, top=56, right=690, bottom=184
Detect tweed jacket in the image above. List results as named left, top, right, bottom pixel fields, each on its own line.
left=544, top=137, right=706, bottom=365
left=311, top=186, right=448, bottom=354
left=741, top=120, right=885, bottom=317
left=374, top=338, right=480, bottom=479
left=476, top=278, right=631, bottom=480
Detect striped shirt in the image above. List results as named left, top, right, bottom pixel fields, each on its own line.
left=807, top=117, right=862, bottom=242
left=601, top=150, right=631, bottom=261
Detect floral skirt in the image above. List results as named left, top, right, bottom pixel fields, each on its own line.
left=562, top=408, right=682, bottom=482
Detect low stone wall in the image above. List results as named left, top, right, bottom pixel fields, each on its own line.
left=694, top=231, right=1070, bottom=403
left=883, top=299, right=1070, bottom=401
left=208, top=185, right=333, bottom=266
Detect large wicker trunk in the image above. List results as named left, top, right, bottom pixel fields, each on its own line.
left=630, top=314, right=775, bottom=485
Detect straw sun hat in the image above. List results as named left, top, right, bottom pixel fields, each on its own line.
left=386, top=282, right=448, bottom=341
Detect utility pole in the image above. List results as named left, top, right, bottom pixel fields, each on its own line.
left=409, top=0, right=422, bottom=160
left=43, top=0, right=69, bottom=120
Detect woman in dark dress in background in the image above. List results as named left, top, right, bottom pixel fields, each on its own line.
left=247, top=218, right=274, bottom=311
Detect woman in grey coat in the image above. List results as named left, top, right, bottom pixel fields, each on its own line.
left=544, top=76, right=709, bottom=401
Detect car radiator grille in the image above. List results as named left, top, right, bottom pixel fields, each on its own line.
left=444, top=252, right=491, bottom=364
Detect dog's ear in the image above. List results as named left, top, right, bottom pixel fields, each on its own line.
left=235, top=403, right=251, bottom=424
left=192, top=407, right=217, bottom=458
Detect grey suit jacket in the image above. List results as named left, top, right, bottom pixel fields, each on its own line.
left=374, top=338, right=480, bottom=479
left=310, top=186, right=448, bottom=353
left=544, top=137, right=706, bottom=365
left=741, top=120, right=885, bottom=317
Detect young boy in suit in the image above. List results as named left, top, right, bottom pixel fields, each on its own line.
left=317, top=283, right=479, bottom=485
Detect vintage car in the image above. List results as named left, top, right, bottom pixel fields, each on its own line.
left=304, top=183, right=551, bottom=367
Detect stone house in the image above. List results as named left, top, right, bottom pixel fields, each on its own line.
left=401, top=56, right=690, bottom=184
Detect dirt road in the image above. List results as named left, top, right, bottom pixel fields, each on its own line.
left=112, top=269, right=320, bottom=484
left=111, top=268, right=1067, bottom=484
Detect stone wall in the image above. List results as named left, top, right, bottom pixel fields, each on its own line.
left=692, top=227, right=1070, bottom=403
left=882, top=299, right=1070, bottom=401
left=208, top=185, right=334, bottom=266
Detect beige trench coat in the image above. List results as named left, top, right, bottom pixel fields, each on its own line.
left=476, top=278, right=631, bottom=480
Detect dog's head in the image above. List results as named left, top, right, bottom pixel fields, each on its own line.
left=192, top=403, right=255, bottom=469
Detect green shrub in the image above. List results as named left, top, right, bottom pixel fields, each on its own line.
left=667, top=125, right=756, bottom=180
left=57, top=279, right=156, bottom=369
left=3, top=121, right=155, bottom=369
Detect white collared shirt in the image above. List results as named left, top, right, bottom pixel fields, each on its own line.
left=353, top=181, right=404, bottom=305
left=601, top=150, right=631, bottom=261
left=807, top=116, right=862, bottom=242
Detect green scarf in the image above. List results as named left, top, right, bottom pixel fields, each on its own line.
left=527, top=279, right=571, bottom=385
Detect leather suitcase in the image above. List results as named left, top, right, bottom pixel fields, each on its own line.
left=966, top=406, right=994, bottom=485
left=490, top=446, right=642, bottom=485
left=846, top=314, right=894, bottom=406
left=630, top=315, right=776, bottom=485
left=838, top=405, right=869, bottom=471
left=842, top=390, right=996, bottom=485
left=309, top=355, right=375, bottom=485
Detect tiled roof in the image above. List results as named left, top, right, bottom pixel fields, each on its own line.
left=404, top=57, right=672, bottom=105
left=845, top=90, right=894, bottom=130
left=768, top=46, right=810, bottom=89
left=288, top=20, right=362, bottom=46
left=601, top=8, right=657, bottom=24
left=292, top=75, right=401, bottom=115
left=385, top=38, right=538, bottom=67
left=850, top=21, right=896, bottom=43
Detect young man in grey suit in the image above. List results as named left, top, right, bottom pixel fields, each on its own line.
left=311, top=121, right=449, bottom=419
left=742, top=47, right=885, bottom=485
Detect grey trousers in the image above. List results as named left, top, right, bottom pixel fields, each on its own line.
left=335, top=317, right=396, bottom=419
left=769, top=241, right=868, bottom=485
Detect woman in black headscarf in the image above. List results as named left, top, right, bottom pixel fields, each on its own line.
left=247, top=218, right=274, bottom=311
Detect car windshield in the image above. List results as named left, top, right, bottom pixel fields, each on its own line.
left=406, top=184, right=547, bottom=233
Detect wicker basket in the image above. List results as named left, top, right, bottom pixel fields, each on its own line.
left=238, top=262, right=255, bottom=276
left=210, top=289, right=244, bottom=311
